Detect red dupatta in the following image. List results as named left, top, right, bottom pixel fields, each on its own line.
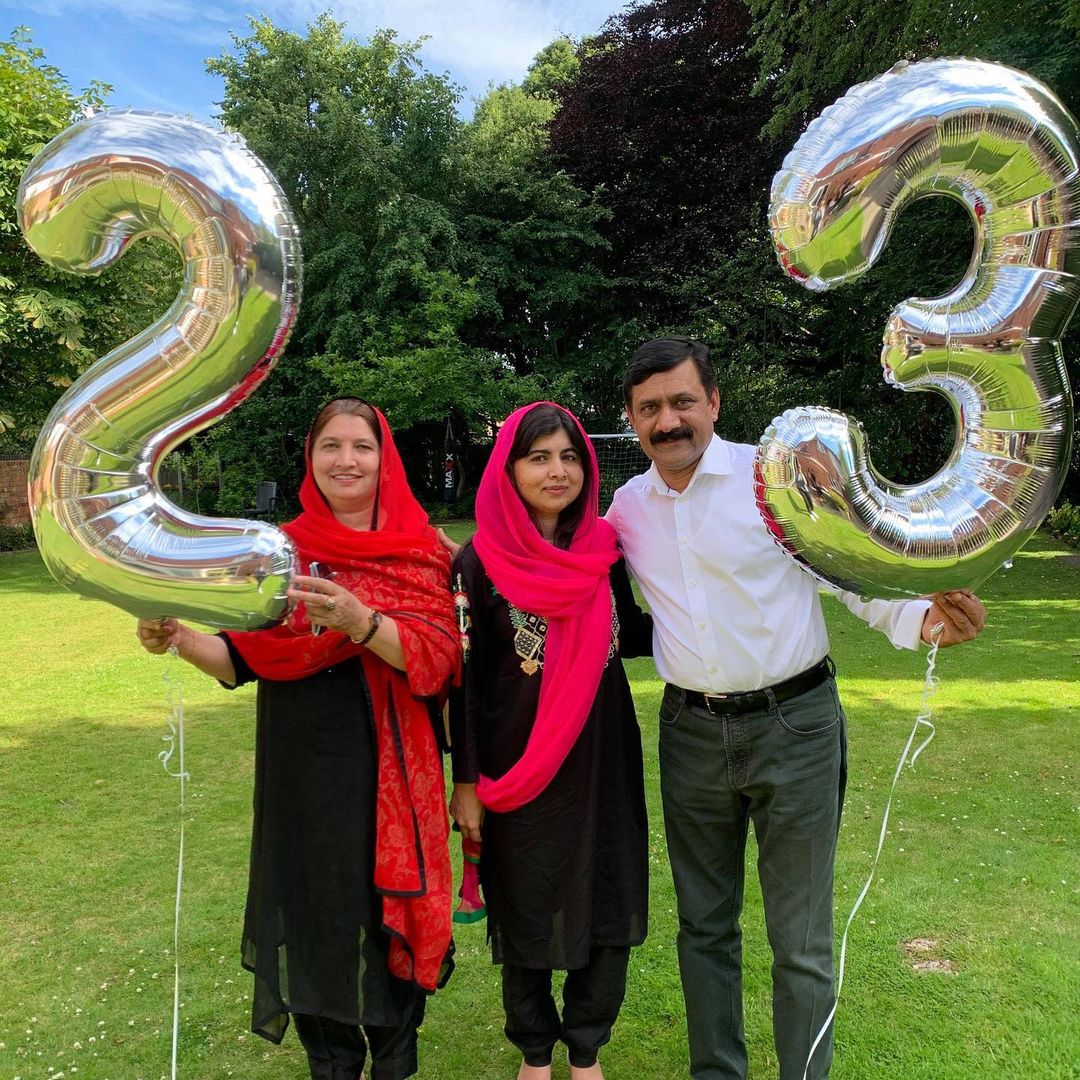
left=228, top=405, right=459, bottom=991
left=471, top=402, right=619, bottom=812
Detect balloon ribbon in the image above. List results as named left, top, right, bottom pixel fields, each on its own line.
left=159, top=648, right=190, bottom=1080
left=802, top=623, right=944, bottom=1080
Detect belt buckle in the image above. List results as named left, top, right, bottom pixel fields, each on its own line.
left=701, top=691, right=732, bottom=715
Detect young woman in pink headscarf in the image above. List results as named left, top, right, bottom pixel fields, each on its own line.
left=449, top=402, right=651, bottom=1080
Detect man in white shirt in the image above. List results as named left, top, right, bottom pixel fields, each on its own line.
left=607, top=338, right=985, bottom=1080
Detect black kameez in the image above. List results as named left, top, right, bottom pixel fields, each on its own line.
left=449, top=543, right=651, bottom=971
left=222, top=640, right=421, bottom=1044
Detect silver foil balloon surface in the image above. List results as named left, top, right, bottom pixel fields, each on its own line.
left=19, top=111, right=302, bottom=628
left=758, top=58, right=1079, bottom=598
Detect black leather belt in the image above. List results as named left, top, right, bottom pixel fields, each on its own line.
left=680, top=657, right=833, bottom=717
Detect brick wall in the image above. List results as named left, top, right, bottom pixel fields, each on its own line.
left=0, top=458, right=30, bottom=526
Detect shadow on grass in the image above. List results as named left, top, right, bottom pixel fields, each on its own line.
left=975, top=537, right=1080, bottom=603
left=0, top=704, right=253, bottom=809
left=0, top=549, right=68, bottom=595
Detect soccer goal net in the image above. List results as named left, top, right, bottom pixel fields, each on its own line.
left=589, top=433, right=650, bottom=510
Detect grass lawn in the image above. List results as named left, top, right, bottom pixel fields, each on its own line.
left=0, top=531, right=1077, bottom=1079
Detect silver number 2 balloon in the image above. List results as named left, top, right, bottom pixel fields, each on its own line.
left=757, top=58, right=1079, bottom=598
left=19, top=111, right=302, bottom=628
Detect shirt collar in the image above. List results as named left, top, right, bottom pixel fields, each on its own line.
left=641, top=433, right=733, bottom=495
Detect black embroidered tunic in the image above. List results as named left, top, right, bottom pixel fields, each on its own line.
left=449, top=541, right=652, bottom=970
left=220, top=643, right=418, bottom=1044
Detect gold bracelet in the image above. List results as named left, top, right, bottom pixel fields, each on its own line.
left=351, top=610, right=383, bottom=646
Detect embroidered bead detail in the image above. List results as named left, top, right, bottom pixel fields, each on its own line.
left=506, top=588, right=620, bottom=675
left=608, top=592, right=621, bottom=665
left=508, top=603, right=547, bottom=675
left=453, top=572, right=472, bottom=664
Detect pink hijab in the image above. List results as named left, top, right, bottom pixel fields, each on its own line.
left=472, top=402, right=620, bottom=812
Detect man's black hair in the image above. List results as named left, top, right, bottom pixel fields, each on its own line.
left=622, top=337, right=717, bottom=408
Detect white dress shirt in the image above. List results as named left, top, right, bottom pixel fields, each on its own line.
left=607, top=434, right=931, bottom=693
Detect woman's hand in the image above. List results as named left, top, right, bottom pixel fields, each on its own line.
left=450, top=782, right=484, bottom=843
left=135, top=618, right=236, bottom=683
left=289, top=574, right=371, bottom=640
left=436, top=528, right=462, bottom=559
left=136, top=617, right=184, bottom=655
left=289, top=574, right=406, bottom=669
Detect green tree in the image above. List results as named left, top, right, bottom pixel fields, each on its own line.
left=0, top=29, right=179, bottom=453
left=206, top=20, right=509, bottom=443
left=454, top=71, right=616, bottom=426
left=522, top=37, right=581, bottom=99
left=749, top=0, right=1080, bottom=142
left=202, top=16, right=494, bottom=505
left=204, top=16, right=616, bottom=503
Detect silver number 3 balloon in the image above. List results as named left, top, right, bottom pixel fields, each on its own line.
left=757, top=58, right=1079, bottom=598
left=18, top=111, right=301, bottom=629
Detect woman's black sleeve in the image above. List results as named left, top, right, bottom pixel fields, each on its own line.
left=612, top=558, right=653, bottom=659
left=217, top=632, right=257, bottom=689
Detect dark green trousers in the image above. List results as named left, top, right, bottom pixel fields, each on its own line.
left=658, top=676, right=848, bottom=1080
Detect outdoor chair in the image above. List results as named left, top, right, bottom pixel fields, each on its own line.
left=245, top=481, right=278, bottom=520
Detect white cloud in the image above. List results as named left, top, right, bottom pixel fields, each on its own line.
left=18, top=0, right=239, bottom=46
left=274, top=0, right=616, bottom=87
left=17, top=0, right=619, bottom=86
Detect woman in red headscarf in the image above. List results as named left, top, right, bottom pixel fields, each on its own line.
left=136, top=398, right=460, bottom=1080
left=449, top=403, right=652, bottom=1080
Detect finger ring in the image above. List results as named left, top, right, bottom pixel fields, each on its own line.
left=324, top=598, right=336, bottom=612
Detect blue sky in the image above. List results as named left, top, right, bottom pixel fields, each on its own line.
left=5, top=0, right=622, bottom=120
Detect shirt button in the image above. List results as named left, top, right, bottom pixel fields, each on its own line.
left=697, top=622, right=706, bottom=630
left=680, top=536, right=688, bottom=544
left=688, top=579, right=697, bottom=587
left=709, top=665, right=718, bottom=673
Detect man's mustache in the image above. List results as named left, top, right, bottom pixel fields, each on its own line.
left=651, top=426, right=694, bottom=445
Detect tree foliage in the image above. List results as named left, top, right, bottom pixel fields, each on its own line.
left=749, top=0, right=1080, bottom=142
left=202, top=15, right=615, bottom=508
left=453, top=75, right=614, bottom=422
left=208, top=16, right=483, bottom=421
left=546, top=0, right=826, bottom=440
left=551, top=0, right=775, bottom=312
left=0, top=29, right=179, bottom=453
left=7, top=3, right=1080, bottom=503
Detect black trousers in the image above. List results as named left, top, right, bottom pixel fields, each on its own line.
left=502, top=945, right=630, bottom=1068
left=293, top=989, right=427, bottom=1080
